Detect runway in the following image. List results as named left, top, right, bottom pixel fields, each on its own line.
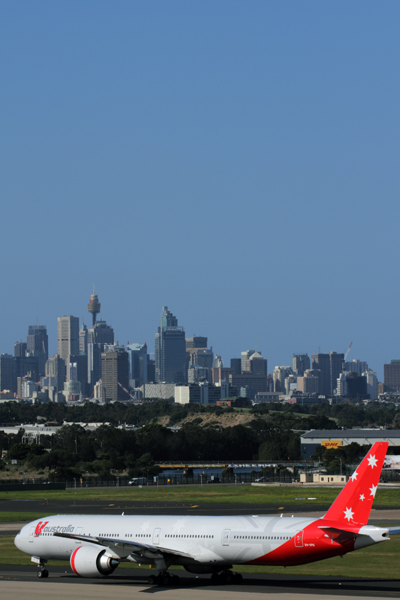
left=0, top=565, right=399, bottom=600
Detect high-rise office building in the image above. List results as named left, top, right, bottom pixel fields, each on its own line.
left=0, top=354, right=16, bottom=392
left=87, top=343, right=102, bottom=394
left=155, top=307, right=187, bottom=384
left=101, top=346, right=130, bottom=401
left=14, top=342, right=27, bottom=358
left=297, top=370, right=319, bottom=394
left=241, top=350, right=256, bottom=373
left=330, top=351, right=344, bottom=395
left=336, top=372, right=367, bottom=400
left=15, top=355, right=39, bottom=383
left=67, top=354, right=88, bottom=395
left=364, top=370, right=378, bottom=400
left=45, top=354, right=66, bottom=393
left=126, top=342, right=148, bottom=387
left=345, top=359, right=368, bottom=376
left=27, top=325, right=48, bottom=376
left=246, top=352, right=267, bottom=375
left=230, top=358, right=241, bottom=375
left=311, top=351, right=344, bottom=395
left=292, top=354, right=310, bottom=376
left=87, top=320, right=114, bottom=350
left=273, top=366, right=292, bottom=393
left=79, top=323, right=88, bottom=354
left=57, top=316, right=79, bottom=362
left=311, top=353, right=330, bottom=395
left=384, top=360, right=400, bottom=392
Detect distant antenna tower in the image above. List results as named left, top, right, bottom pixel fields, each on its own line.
left=88, top=283, right=101, bottom=327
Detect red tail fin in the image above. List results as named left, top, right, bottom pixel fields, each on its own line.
left=324, top=441, right=388, bottom=526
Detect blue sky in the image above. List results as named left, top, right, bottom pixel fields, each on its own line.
left=1, top=2, right=400, bottom=380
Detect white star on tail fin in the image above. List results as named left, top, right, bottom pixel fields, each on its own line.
left=368, top=454, right=378, bottom=468
left=350, top=471, right=358, bottom=481
left=344, top=507, right=354, bottom=521
left=369, top=484, right=377, bottom=498
left=359, top=494, right=365, bottom=501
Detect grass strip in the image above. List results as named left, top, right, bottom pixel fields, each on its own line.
left=2, top=485, right=400, bottom=505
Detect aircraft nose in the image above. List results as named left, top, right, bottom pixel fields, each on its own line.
left=14, top=532, right=23, bottom=550
left=14, top=525, right=28, bottom=551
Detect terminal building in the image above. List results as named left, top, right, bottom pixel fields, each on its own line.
left=301, top=429, right=400, bottom=459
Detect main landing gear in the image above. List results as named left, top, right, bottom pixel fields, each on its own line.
left=147, top=571, right=180, bottom=587
left=211, top=570, right=243, bottom=585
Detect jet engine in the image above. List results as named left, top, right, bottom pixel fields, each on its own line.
left=70, top=545, right=119, bottom=577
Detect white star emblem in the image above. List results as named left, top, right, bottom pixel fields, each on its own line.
left=369, top=484, right=377, bottom=498
left=359, top=494, right=365, bottom=501
left=350, top=471, right=358, bottom=482
left=344, top=507, right=354, bottom=521
left=367, top=454, right=378, bottom=468
left=140, top=521, right=151, bottom=532
left=172, top=518, right=187, bottom=533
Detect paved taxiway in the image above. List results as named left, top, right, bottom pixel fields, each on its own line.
left=0, top=565, right=400, bottom=600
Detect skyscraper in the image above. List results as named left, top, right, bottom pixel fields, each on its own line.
left=79, top=323, right=88, bottom=354
left=27, top=325, right=48, bottom=376
left=45, top=355, right=66, bottom=393
left=384, top=360, right=400, bottom=392
left=155, top=307, right=187, bottom=384
left=14, top=342, right=27, bottom=358
left=311, top=353, right=330, bottom=395
left=241, top=350, right=256, bottom=373
left=330, top=351, right=344, bottom=395
left=0, top=354, right=16, bottom=392
left=126, top=342, right=148, bottom=387
left=57, top=316, right=79, bottom=362
left=292, top=354, right=310, bottom=376
left=87, top=343, right=102, bottom=394
left=311, top=351, right=344, bottom=395
left=87, top=320, right=114, bottom=349
left=101, top=346, right=130, bottom=401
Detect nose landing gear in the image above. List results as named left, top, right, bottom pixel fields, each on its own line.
left=33, top=558, right=49, bottom=579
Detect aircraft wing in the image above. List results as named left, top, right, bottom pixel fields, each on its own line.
left=54, top=531, right=194, bottom=559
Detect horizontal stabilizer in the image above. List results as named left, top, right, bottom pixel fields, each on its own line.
left=388, top=527, right=400, bottom=535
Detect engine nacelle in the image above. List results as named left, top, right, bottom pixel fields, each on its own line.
left=70, top=545, right=119, bottom=577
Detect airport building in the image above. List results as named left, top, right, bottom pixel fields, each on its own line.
left=301, top=429, right=400, bottom=459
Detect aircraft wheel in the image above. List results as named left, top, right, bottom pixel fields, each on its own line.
left=37, top=569, right=48, bottom=579
left=148, top=575, right=157, bottom=585
left=225, top=572, right=234, bottom=584
left=234, top=573, right=243, bottom=584
left=157, top=573, right=171, bottom=587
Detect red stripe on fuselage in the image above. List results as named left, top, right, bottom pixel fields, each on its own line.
left=245, top=519, right=359, bottom=567
left=70, top=546, right=82, bottom=574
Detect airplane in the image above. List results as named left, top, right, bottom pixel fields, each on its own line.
left=14, top=441, right=400, bottom=586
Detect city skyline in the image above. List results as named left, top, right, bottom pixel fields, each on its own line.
left=3, top=291, right=385, bottom=384
left=1, top=3, right=400, bottom=382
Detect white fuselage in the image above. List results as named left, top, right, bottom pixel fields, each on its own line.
left=15, top=513, right=315, bottom=567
